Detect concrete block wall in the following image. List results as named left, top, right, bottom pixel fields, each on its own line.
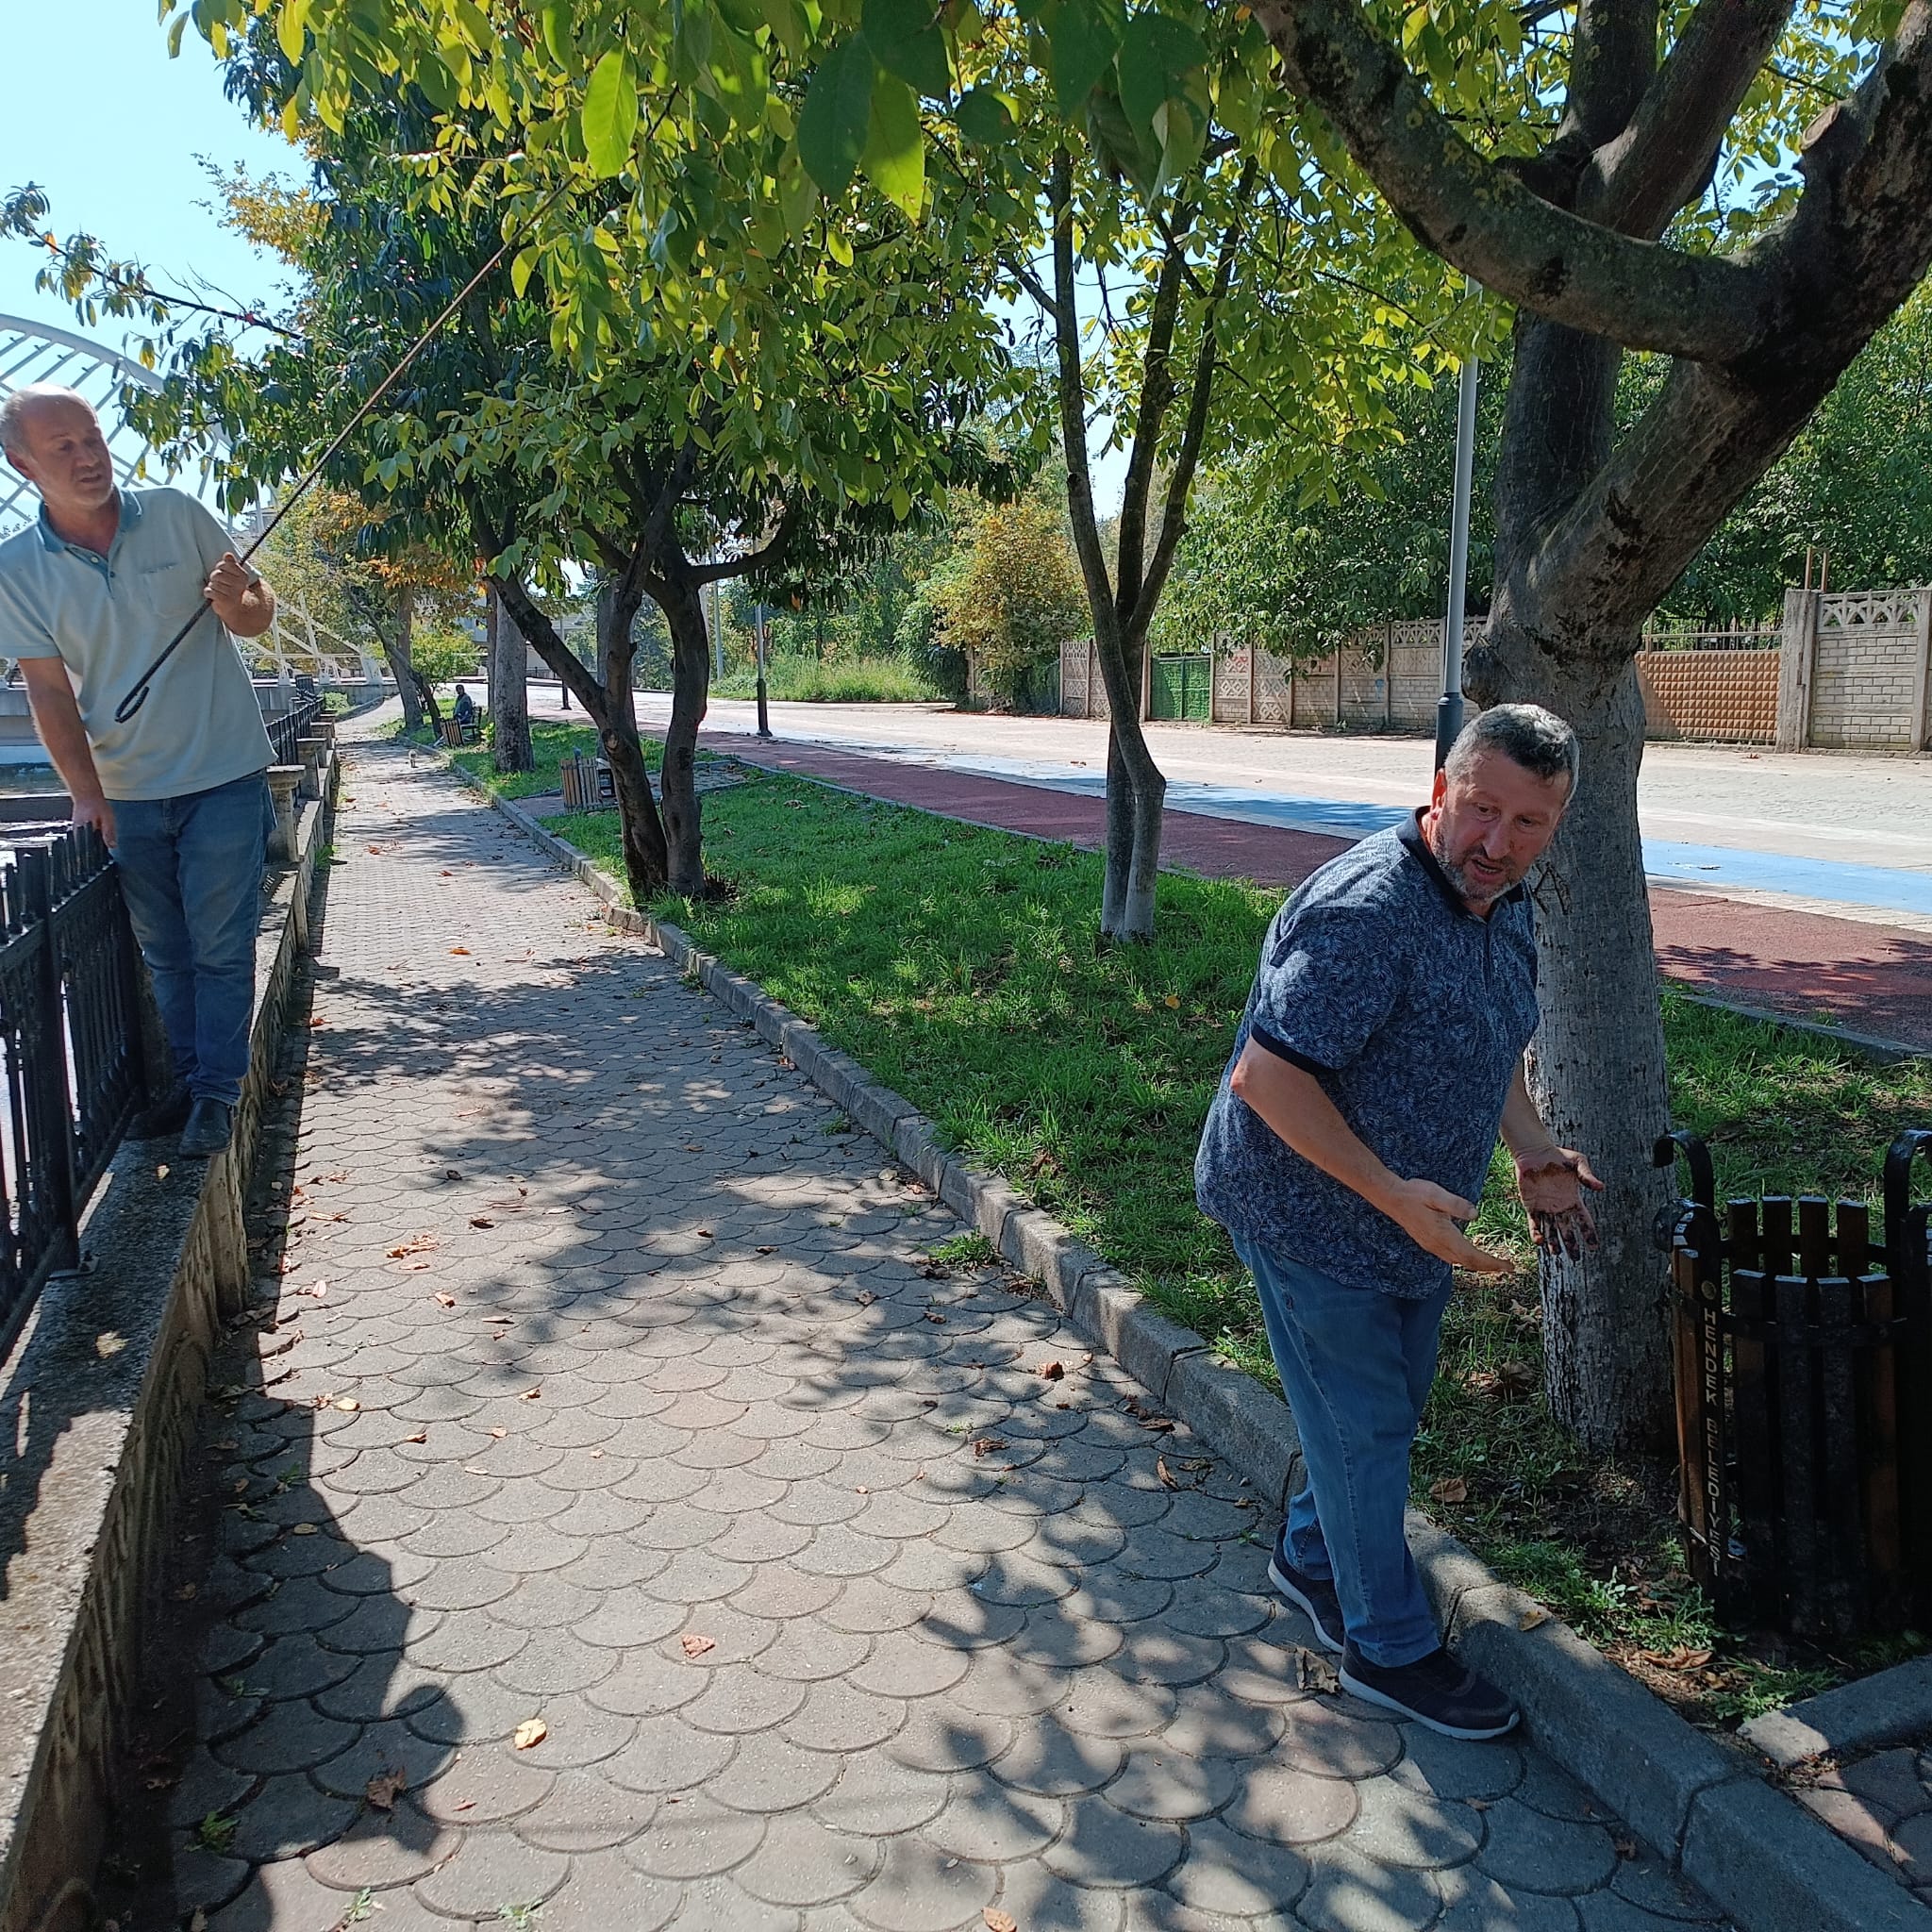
left=1811, top=621, right=1925, bottom=750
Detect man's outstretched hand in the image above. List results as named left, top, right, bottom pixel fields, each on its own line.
left=1515, top=1148, right=1605, bottom=1259
left=1381, top=1176, right=1513, bottom=1275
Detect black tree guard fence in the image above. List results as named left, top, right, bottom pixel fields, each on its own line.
left=1657, top=1128, right=1932, bottom=1640
left=0, top=824, right=149, bottom=1357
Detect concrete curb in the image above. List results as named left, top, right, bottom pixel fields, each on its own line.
left=1740, top=1658, right=1932, bottom=1772
left=443, top=752, right=1929, bottom=1932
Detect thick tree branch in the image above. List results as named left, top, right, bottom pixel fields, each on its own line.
left=1048, top=151, right=1118, bottom=632
left=689, top=500, right=799, bottom=586
left=1586, top=0, right=1795, bottom=236
left=1115, top=242, right=1190, bottom=624
left=1138, top=163, right=1257, bottom=642
left=1249, top=0, right=1782, bottom=358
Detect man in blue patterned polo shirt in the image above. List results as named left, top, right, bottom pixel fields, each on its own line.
left=1196, top=704, right=1600, bottom=1740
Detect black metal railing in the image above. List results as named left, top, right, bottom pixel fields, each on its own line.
left=0, top=824, right=148, bottom=1356
left=266, top=693, right=323, bottom=768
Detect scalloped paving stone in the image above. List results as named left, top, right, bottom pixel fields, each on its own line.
left=116, top=748, right=1698, bottom=1932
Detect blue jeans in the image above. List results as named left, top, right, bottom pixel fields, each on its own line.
left=1233, top=1233, right=1454, bottom=1667
left=110, top=772, right=271, bottom=1108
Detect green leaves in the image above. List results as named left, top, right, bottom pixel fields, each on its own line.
left=954, top=86, right=1013, bottom=145
left=1045, top=0, right=1121, bottom=114
left=799, top=34, right=877, bottom=195
left=862, top=0, right=951, bottom=97
left=581, top=50, right=638, bottom=178
left=862, top=73, right=925, bottom=218
left=1116, top=12, right=1205, bottom=135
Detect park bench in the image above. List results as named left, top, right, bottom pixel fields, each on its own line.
left=439, top=715, right=483, bottom=747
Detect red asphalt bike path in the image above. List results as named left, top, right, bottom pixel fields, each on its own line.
left=700, top=730, right=1932, bottom=1058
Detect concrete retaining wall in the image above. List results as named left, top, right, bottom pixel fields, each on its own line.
left=0, top=764, right=334, bottom=1932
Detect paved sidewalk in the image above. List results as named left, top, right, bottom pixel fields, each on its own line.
left=697, top=731, right=1932, bottom=1055
left=133, top=741, right=1724, bottom=1930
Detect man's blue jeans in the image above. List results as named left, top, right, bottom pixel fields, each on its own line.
left=110, top=771, right=271, bottom=1108
left=1232, top=1233, right=1454, bottom=1667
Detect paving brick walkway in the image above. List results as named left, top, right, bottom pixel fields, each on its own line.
left=130, top=741, right=1726, bottom=1930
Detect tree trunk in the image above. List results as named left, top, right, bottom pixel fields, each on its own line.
left=390, top=584, right=423, bottom=733
left=1479, top=309, right=1676, bottom=1454
left=491, top=588, right=533, bottom=774
left=1476, top=633, right=1676, bottom=1452
left=493, top=573, right=670, bottom=904
left=657, top=574, right=713, bottom=899
left=1089, top=619, right=1166, bottom=941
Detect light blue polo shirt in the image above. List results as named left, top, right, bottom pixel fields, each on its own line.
left=0, top=486, right=275, bottom=801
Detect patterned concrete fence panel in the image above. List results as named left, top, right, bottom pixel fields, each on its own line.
left=1638, top=645, right=1782, bottom=744
left=1809, top=590, right=1932, bottom=751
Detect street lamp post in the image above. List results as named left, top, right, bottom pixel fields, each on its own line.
left=755, top=604, right=773, bottom=740
left=1436, top=326, right=1481, bottom=772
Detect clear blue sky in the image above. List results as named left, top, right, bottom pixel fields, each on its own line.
left=1, top=2, right=297, bottom=351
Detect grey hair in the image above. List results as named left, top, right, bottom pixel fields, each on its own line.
left=1445, top=703, right=1580, bottom=798
left=0, top=383, right=93, bottom=460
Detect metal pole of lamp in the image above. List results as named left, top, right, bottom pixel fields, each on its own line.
left=1435, top=314, right=1481, bottom=772
left=755, top=604, right=774, bottom=739
left=710, top=579, right=724, bottom=682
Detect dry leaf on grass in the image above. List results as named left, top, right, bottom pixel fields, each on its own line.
left=511, top=1718, right=548, bottom=1750
left=365, top=1771, right=406, bottom=1811
left=1637, top=1644, right=1713, bottom=1672
left=680, top=1634, right=716, bottom=1658
left=1428, top=1477, right=1468, bottom=1506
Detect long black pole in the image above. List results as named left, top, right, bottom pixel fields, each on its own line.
left=112, top=177, right=572, bottom=725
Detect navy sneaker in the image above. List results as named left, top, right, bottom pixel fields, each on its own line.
left=1339, top=1643, right=1519, bottom=1740
left=1268, top=1526, right=1344, bottom=1654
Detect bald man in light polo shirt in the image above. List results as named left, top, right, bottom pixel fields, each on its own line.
left=0, top=385, right=278, bottom=1158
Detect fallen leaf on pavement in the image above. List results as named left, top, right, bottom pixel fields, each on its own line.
left=1295, top=1650, right=1341, bottom=1693
left=1037, top=1360, right=1065, bottom=1381
left=398, top=1259, right=433, bottom=1273
left=365, top=1771, right=406, bottom=1810
left=1156, top=1458, right=1178, bottom=1490
left=681, top=1634, right=716, bottom=1658
left=512, top=1719, right=547, bottom=1750
left=984, top=1912, right=1019, bottom=1932
left=756, top=1244, right=776, bottom=1255
left=924, top=1311, right=946, bottom=1324
left=519, top=1387, right=541, bottom=1401
left=490, top=1426, right=508, bottom=1439
left=400, top=1430, right=427, bottom=1445
left=433, top=1292, right=458, bottom=1308
left=972, top=1437, right=1008, bottom=1458
left=387, top=1233, right=441, bottom=1257
left=156, top=1163, right=170, bottom=1180
left=290, top=1523, right=319, bottom=1537
left=1428, top=1477, right=1468, bottom=1506
left=334, top=1397, right=360, bottom=1412
left=855, top=1290, right=876, bottom=1307
left=470, top=1216, right=495, bottom=1228
left=450, top=946, right=472, bottom=956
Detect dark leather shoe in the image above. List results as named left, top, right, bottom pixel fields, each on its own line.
left=178, top=1098, right=234, bottom=1158
left=132, top=1080, right=192, bottom=1139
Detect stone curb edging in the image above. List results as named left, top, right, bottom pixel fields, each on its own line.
left=0, top=756, right=338, bottom=1932
left=440, top=751, right=1929, bottom=1932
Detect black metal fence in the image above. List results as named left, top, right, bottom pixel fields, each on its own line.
left=266, top=693, right=323, bottom=768
left=0, top=824, right=148, bottom=1357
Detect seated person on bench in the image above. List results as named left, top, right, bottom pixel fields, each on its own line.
left=452, top=683, right=477, bottom=733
